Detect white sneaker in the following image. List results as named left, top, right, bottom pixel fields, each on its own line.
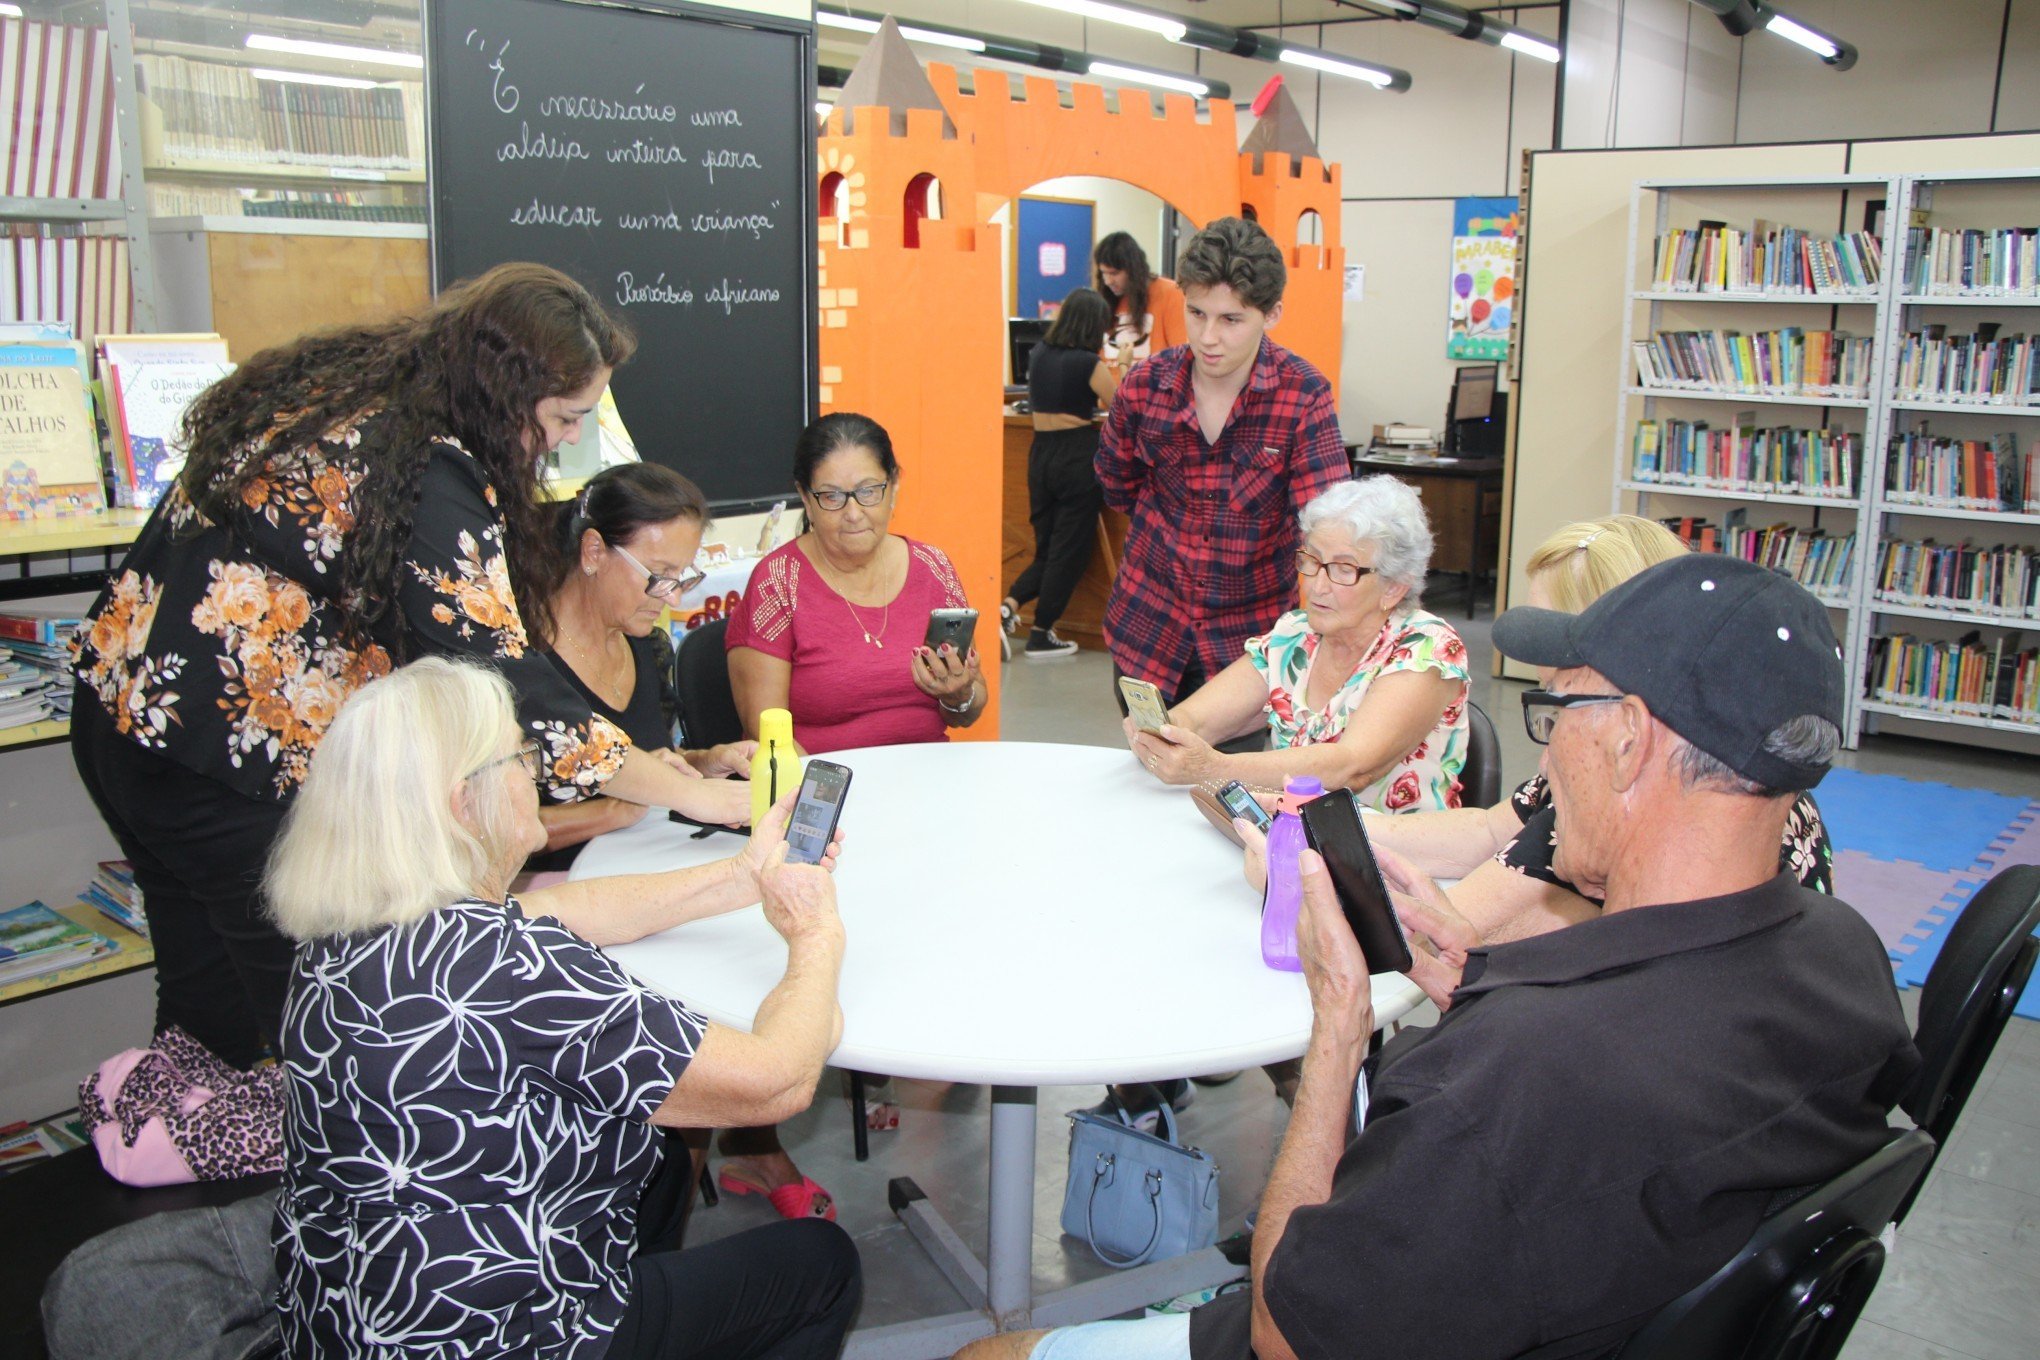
left=1023, top=629, right=1079, bottom=660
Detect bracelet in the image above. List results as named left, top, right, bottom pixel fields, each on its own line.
left=939, top=691, right=976, bottom=715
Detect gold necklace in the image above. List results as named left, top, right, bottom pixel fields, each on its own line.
left=558, top=622, right=631, bottom=692
left=809, top=537, right=892, bottom=648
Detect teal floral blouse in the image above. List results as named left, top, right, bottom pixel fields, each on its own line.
left=1245, top=607, right=1472, bottom=811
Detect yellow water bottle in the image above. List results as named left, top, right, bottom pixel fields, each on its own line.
left=750, top=708, right=804, bottom=827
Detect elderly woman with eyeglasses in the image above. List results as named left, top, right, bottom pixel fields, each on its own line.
left=1128, top=476, right=1471, bottom=812
left=727, top=412, right=984, bottom=753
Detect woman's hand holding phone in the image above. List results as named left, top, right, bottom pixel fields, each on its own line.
left=1128, top=722, right=1218, bottom=786
left=910, top=642, right=979, bottom=709
left=738, top=788, right=845, bottom=900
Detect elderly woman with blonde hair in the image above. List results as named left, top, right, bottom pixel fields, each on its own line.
left=265, top=656, right=860, bottom=1360
left=1127, top=475, right=1471, bottom=811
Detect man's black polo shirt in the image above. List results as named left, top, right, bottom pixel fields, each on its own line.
left=1190, top=873, right=1919, bottom=1360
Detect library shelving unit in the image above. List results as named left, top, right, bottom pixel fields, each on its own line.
left=1859, top=168, right=2040, bottom=743
left=1612, top=175, right=1899, bottom=744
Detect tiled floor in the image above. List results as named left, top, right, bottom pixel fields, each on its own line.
left=681, top=593, right=2040, bottom=1357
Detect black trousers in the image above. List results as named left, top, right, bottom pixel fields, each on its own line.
left=69, top=685, right=294, bottom=1069
left=615, top=1211, right=861, bottom=1360
left=1007, top=425, right=1104, bottom=632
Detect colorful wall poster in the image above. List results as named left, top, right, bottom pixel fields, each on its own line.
left=1448, top=196, right=1518, bottom=362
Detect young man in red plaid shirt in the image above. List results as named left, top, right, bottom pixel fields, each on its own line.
left=1097, top=216, right=1350, bottom=710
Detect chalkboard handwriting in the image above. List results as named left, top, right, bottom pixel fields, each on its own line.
left=705, top=278, right=782, bottom=315
left=608, top=139, right=688, bottom=165
left=617, top=272, right=694, bottom=307
left=702, top=149, right=762, bottom=185
left=693, top=210, right=774, bottom=240
left=692, top=109, right=742, bottom=127
left=499, top=122, right=588, bottom=163
left=618, top=209, right=685, bottom=232
left=511, top=199, right=603, bottom=228
left=540, top=83, right=677, bottom=122
left=464, top=30, right=519, bottom=114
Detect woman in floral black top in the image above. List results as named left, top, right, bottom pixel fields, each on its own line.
left=71, top=263, right=748, bottom=1070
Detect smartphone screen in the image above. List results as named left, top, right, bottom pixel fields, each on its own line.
left=784, top=760, right=852, bottom=866
left=1119, top=676, right=1169, bottom=733
left=1299, top=790, right=1415, bottom=973
left=1217, top=780, right=1272, bottom=832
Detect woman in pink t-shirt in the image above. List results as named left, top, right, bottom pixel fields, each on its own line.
left=728, top=412, right=985, bottom=753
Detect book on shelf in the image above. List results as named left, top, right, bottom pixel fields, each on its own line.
left=1631, top=328, right=1874, bottom=399
left=1650, top=219, right=1883, bottom=296
left=0, top=234, right=133, bottom=353
left=1630, top=416, right=1858, bottom=498
left=0, top=16, right=120, bottom=199
left=85, top=859, right=146, bottom=937
left=1874, top=538, right=2039, bottom=620
left=1892, top=327, right=2040, bottom=405
left=0, top=602, right=85, bottom=646
left=104, top=356, right=235, bottom=509
left=1883, top=430, right=2038, bottom=512
left=137, top=54, right=424, bottom=173
left=1660, top=511, right=1856, bottom=599
left=0, top=341, right=104, bottom=520
left=0, top=900, right=116, bottom=986
left=1903, top=225, right=2039, bottom=296
left=1867, top=630, right=2038, bottom=726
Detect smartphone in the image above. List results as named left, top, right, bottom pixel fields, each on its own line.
left=784, top=759, right=852, bottom=866
left=1216, top=780, right=1272, bottom=832
left=1298, top=790, right=1415, bottom=974
left=925, top=607, right=978, bottom=655
left=1119, top=675, right=1170, bottom=734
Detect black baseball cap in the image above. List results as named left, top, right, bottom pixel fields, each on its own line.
left=1493, top=554, right=1844, bottom=791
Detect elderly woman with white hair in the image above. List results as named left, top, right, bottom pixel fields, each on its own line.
left=1128, top=475, right=1471, bottom=811
left=264, top=656, right=860, bottom=1360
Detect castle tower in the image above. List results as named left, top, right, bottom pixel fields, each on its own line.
left=1238, top=82, right=1344, bottom=393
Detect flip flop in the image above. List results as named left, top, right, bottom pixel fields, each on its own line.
left=717, top=1169, right=838, bottom=1222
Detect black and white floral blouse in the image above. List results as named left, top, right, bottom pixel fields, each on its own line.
left=72, top=411, right=627, bottom=802
left=274, top=896, right=704, bottom=1359
left=1496, top=773, right=1835, bottom=896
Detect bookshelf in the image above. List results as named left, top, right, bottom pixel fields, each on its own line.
left=0, top=900, right=152, bottom=1009
left=1613, top=171, right=2040, bottom=750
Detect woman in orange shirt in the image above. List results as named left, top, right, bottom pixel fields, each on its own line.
left=1094, top=231, right=1186, bottom=367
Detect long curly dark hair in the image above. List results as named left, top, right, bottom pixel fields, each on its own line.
left=177, top=261, right=635, bottom=651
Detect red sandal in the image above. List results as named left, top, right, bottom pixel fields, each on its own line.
left=716, top=1169, right=838, bottom=1222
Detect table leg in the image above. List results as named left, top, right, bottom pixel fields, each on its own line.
left=987, top=1084, right=1039, bottom=1330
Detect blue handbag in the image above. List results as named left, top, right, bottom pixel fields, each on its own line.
left=1060, top=1100, right=1221, bottom=1268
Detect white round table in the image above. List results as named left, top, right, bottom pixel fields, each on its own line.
left=571, top=740, right=1424, bottom=1354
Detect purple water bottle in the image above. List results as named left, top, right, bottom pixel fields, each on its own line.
left=1261, top=775, right=1323, bottom=972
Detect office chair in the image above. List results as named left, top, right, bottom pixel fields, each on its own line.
left=1612, top=1129, right=1935, bottom=1360
left=672, top=616, right=744, bottom=749
left=1460, top=700, right=1502, bottom=808
left=1894, top=862, right=2040, bottom=1223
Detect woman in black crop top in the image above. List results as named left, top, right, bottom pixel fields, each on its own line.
left=1005, top=287, right=1120, bottom=659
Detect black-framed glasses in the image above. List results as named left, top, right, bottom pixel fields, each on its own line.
left=612, top=542, right=705, bottom=601
left=807, top=481, right=889, bottom=511
left=471, top=738, right=543, bottom=782
left=1294, top=549, right=1376, bottom=587
left=1521, top=689, right=1627, bottom=745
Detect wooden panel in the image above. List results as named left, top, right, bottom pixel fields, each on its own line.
left=1001, top=414, right=1125, bottom=651
left=205, top=233, right=429, bottom=362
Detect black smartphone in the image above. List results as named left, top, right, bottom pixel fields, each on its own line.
left=925, top=607, right=978, bottom=655
left=1216, top=780, right=1272, bottom=832
left=1298, top=790, right=1415, bottom=974
left=784, top=759, right=852, bottom=866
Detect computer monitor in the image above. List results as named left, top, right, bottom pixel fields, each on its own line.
left=1009, top=318, right=1052, bottom=386
left=1449, top=364, right=1497, bottom=424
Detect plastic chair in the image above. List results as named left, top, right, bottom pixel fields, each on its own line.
left=1893, top=862, right=2040, bottom=1222
left=1459, top=700, right=1502, bottom=809
left=1612, top=1128, right=1935, bottom=1360
left=673, top=615, right=743, bottom=749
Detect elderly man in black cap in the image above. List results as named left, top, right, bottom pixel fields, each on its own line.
left=960, top=556, right=1918, bottom=1360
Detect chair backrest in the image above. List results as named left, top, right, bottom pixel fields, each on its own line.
left=1613, top=1129, right=1935, bottom=1360
left=672, top=616, right=744, bottom=750
left=1460, top=699, right=1503, bottom=809
left=1895, top=862, right=2040, bottom=1220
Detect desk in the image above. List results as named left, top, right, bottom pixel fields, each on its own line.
left=572, top=741, right=1423, bottom=1357
left=1350, top=452, right=1505, bottom=616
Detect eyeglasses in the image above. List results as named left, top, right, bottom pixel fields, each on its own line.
left=807, top=481, right=889, bottom=512
left=471, top=738, right=543, bottom=782
left=611, top=542, right=705, bottom=601
left=1521, top=689, right=1627, bottom=744
left=1294, top=549, right=1376, bottom=587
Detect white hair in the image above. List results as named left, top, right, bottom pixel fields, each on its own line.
left=266, top=657, right=524, bottom=942
left=1298, top=476, right=1434, bottom=603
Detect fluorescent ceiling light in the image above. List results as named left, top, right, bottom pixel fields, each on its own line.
left=1278, top=48, right=1396, bottom=88
left=1499, top=31, right=1562, bottom=62
left=250, top=68, right=382, bottom=90
left=1011, top=0, right=1187, bottom=44
left=246, top=34, right=422, bottom=69
left=1764, top=13, right=1838, bottom=59
left=0, top=4, right=23, bottom=17
left=1086, top=61, right=1209, bottom=96
left=815, top=12, right=987, bottom=53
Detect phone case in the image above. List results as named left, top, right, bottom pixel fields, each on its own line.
left=1119, top=677, right=1169, bottom=732
left=785, top=760, right=853, bottom=866
left=1299, top=791, right=1415, bottom=974
left=925, top=608, right=978, bottom=653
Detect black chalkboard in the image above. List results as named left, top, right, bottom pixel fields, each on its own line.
left=424, top=0, right=815, bottom=511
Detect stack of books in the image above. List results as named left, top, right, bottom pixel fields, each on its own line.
left=1883, top=431, right=2038, bottom=512
left=84, top=860, right=146, bottom=938
left=1903, top=226, right=2040, bottom=296
left=1874, top=540, right=2040, bottom=620
left=1630, top=417, right=1859, bottom=498
left=0, top=605, right=83, bottom=726
left=1867, top=631, right=2038, bottom=726
left=136, top=54, right=425, bottom=173
left=1651, top=220, right=1882, bottom=295
left=1632, top=329, right=1875, bottom=399
left=0, top=334, right=103, bottom=520
left=0, top=1113, right=89, bottom=1177
left=1893, top=327, right=2040, bottom=405
left=0, top=901, right=116, bottom=987
left=1661, top=512, right=1855, bottom=602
